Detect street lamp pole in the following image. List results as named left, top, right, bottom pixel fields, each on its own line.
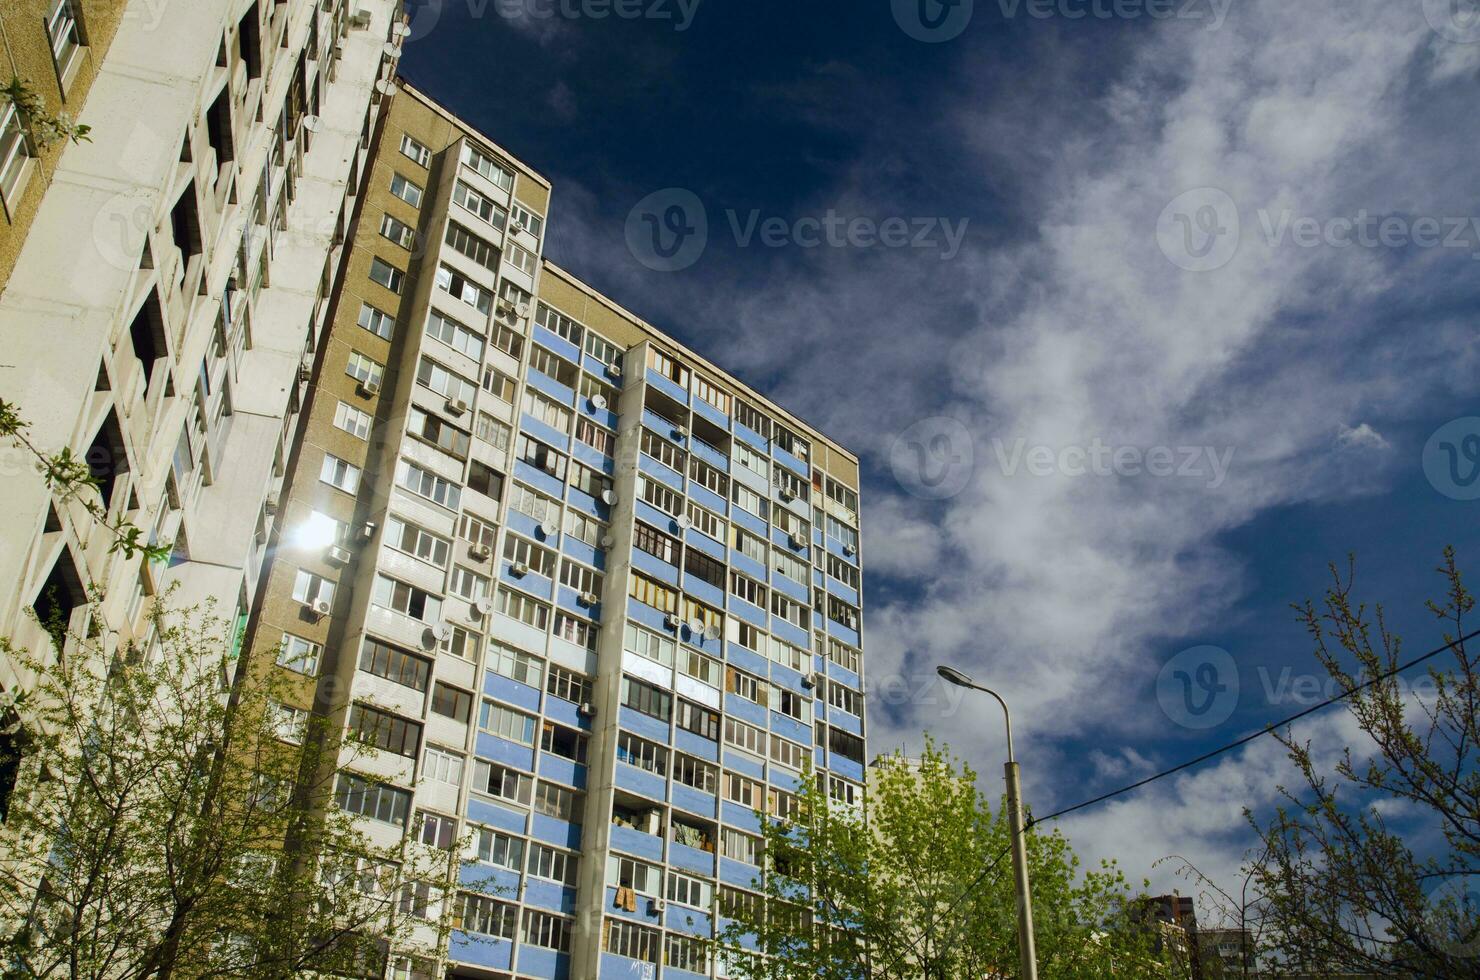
left=937, top=665, right=1039, bottom=980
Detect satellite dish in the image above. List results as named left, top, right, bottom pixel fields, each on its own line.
left=590, top=394, right=607, bottom=411
left=704, top=624, right=721, bottom=641
left=391, top=22, right=411, bottom=36
left=600, top=534, right=615, bottom=548
left=675, top=515, right=693, bottom=531
left=301, top=115, right=321, bottom=133
left=383, top=41, right=400, bottom=57
left=601, top=489, right=616, bottom=505
left=374, top=77, right=394, bottom=95
left=687, top=619, right=705, bottom=636
left=420, top=627, right=439, bottom=650
left=539, top=520, right=558, bottom=538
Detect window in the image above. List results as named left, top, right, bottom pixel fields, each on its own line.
left=775, top=548, right=810, bottom=585
left=496, top=588, right=550, bottom=630
left=335, top=774, right=411, bottom=826
left=507, top=482, right=558, bottom=524
left=441, top=625, right=480, bottom=661
left=491, top=320, right=524, bottom=360
left=828, top=680, right=863, bottom=716
left=291, top=569, right=334, bottom=605
left=534, top=781, right=580, bottom=821
left=346, top=350, right=384, bottom=388
left=648, top=348, right=690, bottom=387
left=547, top=664, right=592, bottom=705
left=396, top=459, right=461, bottom=510
left=638, top=476, right=682, bottom=516
left=541, top=722, right=587, bottom=764
left=452, top=179, right=507, bottom=229
left=827, top=515, right=860, bottom=552
left=679, top=649, right=722, bottom=689
left=726, top=668, right=767, bottom=705
left=516, top=434, right=567, bottom=479
left=348, top=703, right=421, bottom=758
left=490, top=642, right=543, bottom=687
left=480, top=701, right=537, bottom=746
left=445, top=221, right=499, bottom=271
left=358, top=638, right=431, bottom=692
left=584, top=330, right=621, bottom=367
left=730, top=620, right=764, bottom=653
left=510, top=201, right=544, bottom=239
left=689, top=455, right=728, bottom=496
left=771, top=637, right=809, bottom=673
left=640, top=428, right=686, bottom=472
left=481, top=365, right=516, bottom=402
left=666, top=935, right=709, bottom=973
left=475, top=411, right=511, bottom=450
left=46, top=0, right=83, bottom=79
left=565, top=509, right=604, bottom=548
left=560, top=560, right=602, bottom=597
left=356, top=302, right=395, bottom=340
left=426, top=308, right=485, bottom=360
left=603, top=919, right=660, bottom=963
left=774, top=507, right=810, bottom=541
left=633, top=523, right=678, bottom=565
left=0, top=101, right=33, bottom=207
left=828, top=775, right=862, bottom=807
left=390, top=172, right=423, bottom=206
left=768, top=733, right=809, bottom=772
left=415, top=356, right=476, bottom=405
left=431, top=682, right=473, bottom=723
left=449, top=565, right=490, bottom=601
left=616, top=731, right=667, bottom=775
left=534, top=304, right=582, bottom=345
left=575, top=417, right=614, bottom=456
left=724, top=717, right=767, bottom=758
left=506, top=241, right=536, bottom=274
left=684, top=549, right=725, bottom=589
left=676, top=700, right=719, bottom=741
left=580, top=374, right=617, bottom=410
left=828, top=726, right=865, bottom=764
left=522, top=388, right=572, bottom=431
left=725, top=772, right=762, bottom=809
left=622, top=675, right=671, bottom=721
left=774, top=424, right=809, bottom=462
left=523, top=910, right=572, bottom=953
left=624, top=623, right=674, bottom=666
left=319, top=453, right=360, bottom=493
left=369, top=257, right=404, bottom=293
left=607, top=854, right=661, bottom=894
left=828, top=637, right=862, bottom=673
left=407, top=407, right=470, bottom=460
left=269, top=701, right=308, bottom=743
left=720, top=828, right=760, bottom=865
left=503, top=534, right=556, bottom=577
left=672, top=754, right=717, bottom=794
left=694, top=375, right=730, bottom=415
left=469, top=460, right=504, bottom=501
left=720, top=886, right=761, bottom=921
left=472, top=759, right=530, bottom=805
left=424, top=745, right=465, bottom=785
left=399, top=133, right=431, bottom=166
left=435, top=264, right=492, bottom=314
left=372, top=574, right=443, bottom=622
left=461, top=142, right=514, bottom=190
left=773, top=463, right=810, bottom=502
left=277, top=633, right=321, bottom=675
left=684, top=597, right=721, bottom=634
left=528, top=843, right=579, bottom=885
left=827, top=554, right=861, bottom=590
left=473, top=826, right=524, bottom=869
left=568, top=462, right=611, bottom=501
left=379, top=213, right=415, bottom=249
left=385, top=516, right=450, bottom=567
left=772, top=592, right=810, bottom=630
left=735, top=400, right=771, bottom=440
left=687, top=501, right=725, bottom=541
left=732, top=482, right=768, bottom=520
left=733, top=440, right=768, bottom=480
left=828, top=595, right=860, bottom=630
left=458, top=894, right=517, bottom=939
left=629, top=574, right=677, bottom=614
left=826, top=475, right=860, bottom=515
left=333, top=401, right=372, bottom=439
left=730, top=571, right=767, bottom=608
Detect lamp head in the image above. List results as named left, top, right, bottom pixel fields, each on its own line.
left=936, top=665, right=976, bottom=689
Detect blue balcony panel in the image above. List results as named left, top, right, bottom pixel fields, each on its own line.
left=728, top=549, right=766, bottom=582
left=458, top=862, right=520, bottom=896
left=829, top=756, right=866, bottom=783
left=725, top=696, right=769, bottom=729
left=486, top=671, right=542, bottom=713
left=645, top=367, right=691, bottom=405
left=449, top=932, right=512, bottom=971
left=687, top=483, right=727, bottom=517
left=673, top=728, right=719, bottom=762
left=771, top=618, right=809, bottom=648
left=665, top=904, right=714, bottom=939
left=685, top=528, right=726, bottom=562
left=723, top=801, right=763, bottom=834
left=525, top=365, right=576, bottom=407
left=771, top=571, right=810, bottom=604
left=671, top=783, right=718, bottom=819
left=641, top=406, right=684, bottom=437
left=731, top=508, right=767, bottom=538
left=831, top=710, right=863, bottom=738
left=523, top=877, right=578, bottom=914
left=827, top=576, right=860, bottom=606
left=683, top=574, right=726, bottom=610
left=689, top=433, right=729, bottom=471
left=813, top=566, right=826, bottom=588
left=556, top=585, right=601, bottom=623
left=770, top=712, right=811, bottom=747
left=679, top=625, right=722, bottom=657
left=733, top=421, right=768, bottom=454
left=722, top=749, right=765, bottom=781
left=520, top=414, right=571, bottom=454
left=630, top=547, right=680, bottom=588
left=827, top=534, right=859, bottom=565
left=610, top=824, right=665, bottom=863
left=614, top=761, right=667, bottom=801
left=691, top=397, right=729, bottom=431
left=544, top=694, right=592, bottom=732
left=769, top=663, right=809, bottom=695
left=770, top=524, right=809, bottom=559
left=828, top=618, right=861, bottom=648
left=565, top=483, right=607, bottom=521
left=666, top=966, right=709, bottom=980
left=600, top=953, right=657, bottom=978
left=538, top=752, right=587, bottom=791
left=513, top=460, right=566, bottom=499
left=581, top=352, right=616, bottom=383
left=533, top=324, right=582, bottom=364
left=720, top=858, right=762, bottom=889
left=626, top=597, right=673, bottom=635
left=826, top=659, right=862, bottom=690
left=578, top=397, right=620, bottom=431
left=531, top=813, right=583, bottom=850
left=516, top=946, right=570, bottom=980
left=465, top=795, right=528, bottom=834
left=767, top=767, right=802, bottom=793
left=637, top=452, right=685, bottom=492
left=506, top=508, right=544, bottom=542
left=719, top=919, right=760, bottom=952
left=500, top=562, right=554, bottom=602
left=619, top=705, right=672, bottom=745
left=634, top=500, right=678, bottom=534
left=668, top=839, right=717, bottom=876
left=490, top=614, right=547, bottom=658
left=475, top=733, right=536, bottom=771
left=725, top=643, right=769, bottom=677
left=728, top=595, right=767, bottom=629
left=570, top=439, right=615, bottom=476
left=773, top=444, right=809, bottom=478
left=561, top=535, right=607, bottom=573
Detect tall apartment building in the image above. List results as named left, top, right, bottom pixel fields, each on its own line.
left=244, top=79, right=869, bottom=979
left=0, top=0, right=403, bottom=792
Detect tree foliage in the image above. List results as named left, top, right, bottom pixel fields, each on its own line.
left=713, top=738, right=1174, bottom=979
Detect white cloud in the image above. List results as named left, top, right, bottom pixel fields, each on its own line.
left=1337, top=422, right=1391, bottom=451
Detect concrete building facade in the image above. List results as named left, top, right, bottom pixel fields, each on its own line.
left=241, top=79, right=869, bottom=979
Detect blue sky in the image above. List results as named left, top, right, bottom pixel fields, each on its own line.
left=402, top=0, right=1480, bottom=899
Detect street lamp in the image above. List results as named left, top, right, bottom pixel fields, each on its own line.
left=937, top=665, right=1039, bottom=980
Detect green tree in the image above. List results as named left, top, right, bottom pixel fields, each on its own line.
left=712, top=738, right=1173, bottom=979
left=1246, top=548, right=1480, bottom=977
left=0, top=596, right=479, bottom=979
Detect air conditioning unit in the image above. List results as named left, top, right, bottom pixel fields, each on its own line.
left=577, top=701, right=596, bottom=718
left=649, top=898, right=665, bottom=915
left=264, top=491, right=280, bottom=515
left=306, top=598, right=331, bottom=617
left=325, top=545, right=352, bottom=567
left=511, top=217, right=525, bottom=233
left=358, top=379, right=380, bottom=397
left=790, top=532, right=806, bottom=549
left=780, top=488, right=795, bottom=502
left=473, top=596, right=494, bottom=617
left=470, top=543, right=492, bottom=561
left=497, top=295, right=516, bottom=311
left=673, top=426, right=687, bottom=439
left=664, top=613, right=681, bottom=630
left=512, top=561, right=529, bottom=577
left=578, top=591, right=597, bottom=606
left=359, top=522, right=377, bottom=542
left=349, top=9, right=372, bottom=28
left=445, top=398, right=469, bottom=417
left=844, top=543, right=857, bottom=556
left=298, top=365, right=313, bottom=383
left=608, top=362, right=622, bottom=378
left=800, top=672, right=817, bottom=691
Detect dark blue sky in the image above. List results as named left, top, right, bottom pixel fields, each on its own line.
left=402, top=0, right=1480, bottom=891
